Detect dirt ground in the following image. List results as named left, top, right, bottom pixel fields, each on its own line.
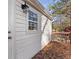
left=32, top=41, right=71, bottom=59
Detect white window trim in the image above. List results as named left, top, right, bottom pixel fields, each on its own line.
left=26, top=10, right=38, bottom=32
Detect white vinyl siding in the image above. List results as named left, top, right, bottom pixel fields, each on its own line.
left=41, top=15, right=52, bottom=49
left=15, top=0, right=41, bottom=59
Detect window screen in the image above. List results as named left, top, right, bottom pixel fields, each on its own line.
left=28, top=10, right=38, bottom=30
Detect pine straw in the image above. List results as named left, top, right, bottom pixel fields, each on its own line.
left=32, top=41, right=71, bottom=59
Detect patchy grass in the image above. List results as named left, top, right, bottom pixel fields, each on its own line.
left=32, top=41, right=71, bottom=59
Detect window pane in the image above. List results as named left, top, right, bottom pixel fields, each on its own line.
left=28, top=10, right=38, bottom=30
left=28, top=10, right=38, bottom=22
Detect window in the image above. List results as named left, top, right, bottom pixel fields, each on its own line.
left=28, top=10, right=38, bottom=30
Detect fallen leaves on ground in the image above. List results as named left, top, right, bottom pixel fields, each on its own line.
left=32, top=41, right=71, bottom=59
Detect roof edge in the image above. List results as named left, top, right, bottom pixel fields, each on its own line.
left=23, top=0, right=52, bottom=20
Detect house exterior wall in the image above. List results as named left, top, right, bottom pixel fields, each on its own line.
left=41, top=15, right=52, bottom=49
left=15, top=0, right=42, bottom=59
left=9, top=0, right=52, bottom=59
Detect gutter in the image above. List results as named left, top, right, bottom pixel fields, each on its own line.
left=23, top=0, right=52, bottom=20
